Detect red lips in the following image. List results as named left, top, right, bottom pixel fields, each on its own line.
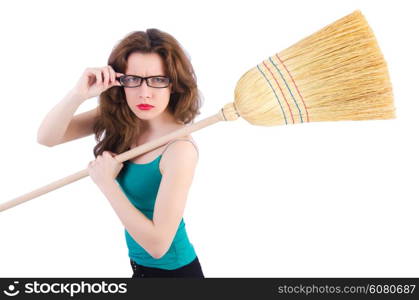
left=137, top=104, right=154, bottom=110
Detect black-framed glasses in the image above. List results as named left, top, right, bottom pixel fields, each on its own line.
left=117, top=75, right=171, bottom=88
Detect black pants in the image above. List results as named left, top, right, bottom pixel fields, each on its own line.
left=130, top=256, right=205, bottom=278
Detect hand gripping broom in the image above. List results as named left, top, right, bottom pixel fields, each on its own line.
left=0, top=10, right=394, bottom=212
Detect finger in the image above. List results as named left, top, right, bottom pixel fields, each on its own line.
left=108, top=65, right=116, bottom=83
left=115, top=73, right=124, bottom=86
left=111, top=69, right=122, bottom=87
left=93, top=70, right=103, bottom=87
left=116, top=72, right=125, bottom=82
left=103, top=67, right=109, bottom=89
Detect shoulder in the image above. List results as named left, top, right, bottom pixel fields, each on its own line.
left=159, top=135, right=199, bottom=175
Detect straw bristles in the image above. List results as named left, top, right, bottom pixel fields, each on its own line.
left=234, top=10, right=395, bottom=126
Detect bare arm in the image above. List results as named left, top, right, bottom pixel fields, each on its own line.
left=37, top=65, right=123, bottom=147
left=59, top=105, right=99, bottom=145
left=37, top=90, right=97, bottom=147
left=97, top=141, right=199, bottom=259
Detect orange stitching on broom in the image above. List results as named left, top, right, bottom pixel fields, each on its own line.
left=262, top=60, right=295, bottom=124
left=269, top=57, right=303, bottom=123
left=276, top=54, right=310, bottom=122
left=256, top=64, right=288, bottom=124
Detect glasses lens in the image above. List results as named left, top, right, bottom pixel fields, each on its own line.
left=120, top=76, right=170, bottom=88
left=147, top=76, right=170, bottom=88
left=120, top=76, right=141, bottom=87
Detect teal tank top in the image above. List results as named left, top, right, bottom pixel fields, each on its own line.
left=115, top=139, right=198, bottom=270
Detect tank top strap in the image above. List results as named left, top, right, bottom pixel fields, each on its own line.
left=161, top=138, right=199, bottom=159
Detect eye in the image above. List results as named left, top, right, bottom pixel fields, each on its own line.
left=151, top=77, right=168, bottom=83
left=127, top=76, right=140, bottom=82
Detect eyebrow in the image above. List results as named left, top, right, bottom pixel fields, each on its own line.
left=125, top=74, right=167, bottom=77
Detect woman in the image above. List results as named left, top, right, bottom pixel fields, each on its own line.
left=37, top=29, right=204, bottom=278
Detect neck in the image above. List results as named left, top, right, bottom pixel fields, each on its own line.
left=140, top=110, right=183, bottom=138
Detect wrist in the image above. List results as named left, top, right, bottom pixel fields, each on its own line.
left=67, top=89, right=87, bottom=103
left=98, top=179, right=117, bottom=192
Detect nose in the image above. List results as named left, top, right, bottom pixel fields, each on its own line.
left=137, top=79, right=152, bottom=98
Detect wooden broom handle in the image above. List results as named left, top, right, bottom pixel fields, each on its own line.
left=0, top=107, right=235, bottom=212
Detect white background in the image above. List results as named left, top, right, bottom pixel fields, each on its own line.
left=0, top=0, right=418, bottom=277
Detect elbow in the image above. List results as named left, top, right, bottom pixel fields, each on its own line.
left=150, top=252, right=164, bottom=260
left=148, top=239, right=170, bottom=259
left=134, top=230, right=171, bottom=259
left=149, top=245, right=169, bottom=260
left=37, top=134, right=55, bottom=147
left=37, top=140, right=54, bottom=147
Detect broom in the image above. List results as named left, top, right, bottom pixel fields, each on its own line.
left=0, top=10, right=394, bottom=212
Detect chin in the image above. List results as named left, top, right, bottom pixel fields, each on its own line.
left=133, top=110, right=161, bottom=120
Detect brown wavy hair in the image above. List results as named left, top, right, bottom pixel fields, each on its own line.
left=92, top=29, right=202, bottom=158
